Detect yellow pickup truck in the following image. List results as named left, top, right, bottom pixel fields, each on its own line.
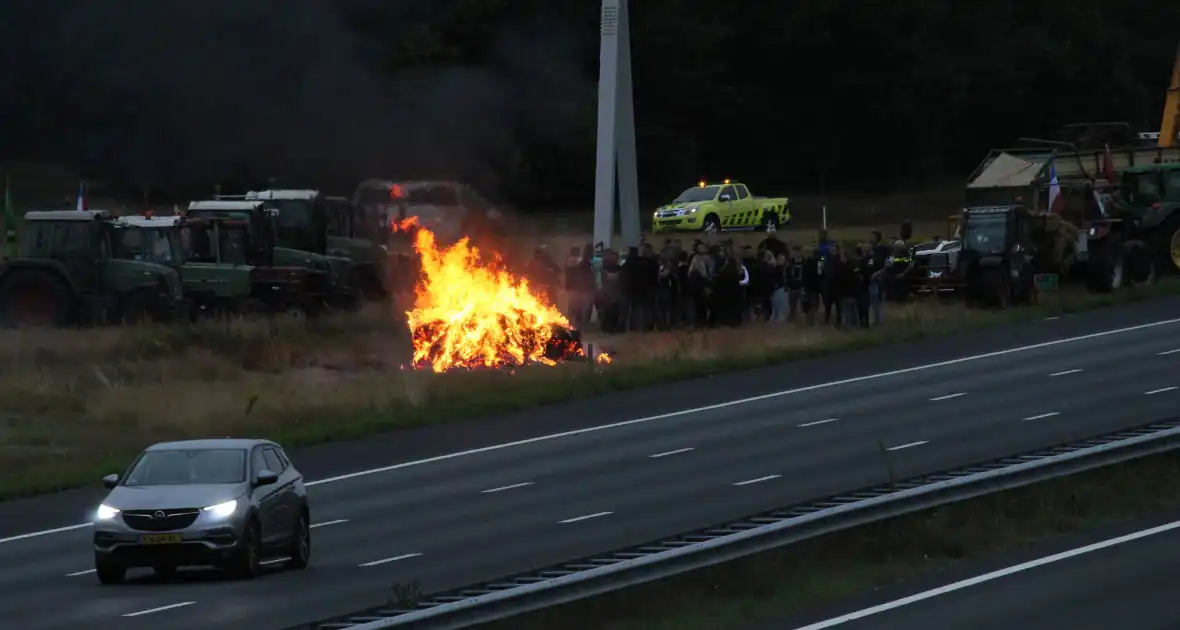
left=651, top=180, right=791, bottom=234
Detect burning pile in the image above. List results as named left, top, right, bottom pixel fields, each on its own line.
left=397, top=218, right=609, bottom=372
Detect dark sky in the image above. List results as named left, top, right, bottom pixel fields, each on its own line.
left=0, top=0, right=594, bottom=196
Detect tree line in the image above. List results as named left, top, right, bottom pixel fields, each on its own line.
left=2, top=0, right=1177, bottom=209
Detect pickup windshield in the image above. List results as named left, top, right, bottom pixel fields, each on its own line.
left=673, top=186, right=720, bottom=203
left=962, top=214, right=1007, bottom=254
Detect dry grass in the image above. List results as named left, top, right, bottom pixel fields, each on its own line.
left=0, top=217, right=1176, bottom=499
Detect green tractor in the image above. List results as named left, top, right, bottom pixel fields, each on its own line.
left=185, top=200, right=345, bottom=315
left=111, top=213, right=318, bottom=318
left=321, top=194, right=390, bottom=300
left=0, top=210, right=186, bottom=327
left=1113, top=162, right=1180, bottom=274
left=235, top=189, right=376, bottom=307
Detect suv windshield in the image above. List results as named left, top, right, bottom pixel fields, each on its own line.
left=111, top=227, right=181, bottom=265
left=962, top=213, right=1007, bottom=254
left=673, top=186, right=720, bottom=203
left=123, top=448, right=247, bottom=486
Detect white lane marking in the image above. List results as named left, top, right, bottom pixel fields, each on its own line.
left=123, top=602, right=196, bottom=617
left=790, top=519, right=1180, bottom=629
left=261, top=558, right=287, bottom=566
left=310, top=519, right=348, bottom=528
left=650, top=447, right=694, bottom=458
left=1043, top=316, right=1061, bottom=321
left=65, top=569, right=95, bottom=577
left=929, top=393, right=966, bottom=401
left=1022, top=412, right=1060, bottom=421
left=886, top=441, right=928, bottom=451
left=358, top=553, right=422, bottom=567
left=1049, top=369, right=1082, bottom=376
left=481, top=482, right=534, bottom=493
left=1158, top=348, right=1180, bottom=355
left=6, top=316, right=1180, bottom=546
left=1144, top=386, right=1178, bottom=395
left=734, top=474, right=781, bottom=486
left=799, top=418, right=838, bottom=427
left=558, top=511, right=612, bottom=524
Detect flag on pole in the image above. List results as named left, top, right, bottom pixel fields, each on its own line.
left=75, top=181, right=88, bottom=212
left=1102, top=143, right=1117, bottom=186
left=3, top=173, right=16, bottom=260
left=1047, top=162, right=1063, bottom=214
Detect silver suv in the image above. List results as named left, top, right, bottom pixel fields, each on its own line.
left=92, top=438, right=310, bottom=584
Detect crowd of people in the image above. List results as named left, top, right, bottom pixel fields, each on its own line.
left=525, top=229, right=918, bottom=334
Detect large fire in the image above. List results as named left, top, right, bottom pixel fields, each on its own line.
left=396, top=217, right=610, bottom=372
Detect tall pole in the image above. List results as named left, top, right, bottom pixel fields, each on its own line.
left=592, top=0, right=640, bottom=251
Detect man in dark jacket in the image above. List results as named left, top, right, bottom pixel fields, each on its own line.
left=802, top=248, right=821, bottom=325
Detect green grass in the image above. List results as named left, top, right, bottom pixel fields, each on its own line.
left=2, top=280, right=1180, bottom=501
left=471, top=449, right=1180, bottom=630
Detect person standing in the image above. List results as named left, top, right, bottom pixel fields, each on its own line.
left=837, top=248, right=861, bottom=329
left=770, top=252, right=789, bottom=323
left=802, top=247, right=821, bottom=325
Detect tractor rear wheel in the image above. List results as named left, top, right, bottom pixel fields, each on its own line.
left=0, top=269, right=75, bottom=327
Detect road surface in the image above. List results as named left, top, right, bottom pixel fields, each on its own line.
left=777, top=513, right=1180, bottom=630
left=1, top=296, right=1179, bottom=629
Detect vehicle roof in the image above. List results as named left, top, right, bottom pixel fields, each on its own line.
left=24, top=209, right=112, bottom=221
left=115, top=215, right=181, bottom=228
left=188, top=200, right=264, bottom=211
left=246, top=189, right=318, bottom=200
left=146, top=438, right=275, bottom=452
left=1123, top=162, right=1180, bottom=175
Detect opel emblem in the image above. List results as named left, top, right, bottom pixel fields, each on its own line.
left=153, top=511, right=166, bottom=520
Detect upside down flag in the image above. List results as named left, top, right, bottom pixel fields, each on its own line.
left=1047, top=162, right=1063, bottom=214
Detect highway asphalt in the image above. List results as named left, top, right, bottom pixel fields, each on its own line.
left=1, top=295, right=1180, bottom=630
left=775, top=510, right=1180, bottom=630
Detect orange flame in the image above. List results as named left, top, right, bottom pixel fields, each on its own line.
left=400, top=218, right=609, bottom=372
left=392, top=215, right=418, bottom=233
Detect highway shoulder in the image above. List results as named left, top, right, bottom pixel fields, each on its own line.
left=755, top=504, right=1180, bottom=630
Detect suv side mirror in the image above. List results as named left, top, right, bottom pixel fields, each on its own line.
left=102, top=474, right=120, bottom=489
left=719, top=194, right=732, bottom=202
left=254, top=470, right=279, bottom=487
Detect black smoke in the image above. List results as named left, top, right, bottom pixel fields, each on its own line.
left=0, top=0, right=595, bottom=199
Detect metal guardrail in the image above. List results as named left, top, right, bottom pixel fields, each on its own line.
left=297, top=418, right=1180, bottom=630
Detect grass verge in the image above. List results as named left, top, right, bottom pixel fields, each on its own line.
left=470, top=449, right=1180, bottom=630
left=2, top=271, right=1179, bottom=501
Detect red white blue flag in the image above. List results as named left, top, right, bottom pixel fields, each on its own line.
left=1047, top=163, right=1063, bottom=214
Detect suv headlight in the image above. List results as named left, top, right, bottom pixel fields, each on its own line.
left=96, top=504, right=120, bottom=520
left=203, top=499, right=238, bottom=518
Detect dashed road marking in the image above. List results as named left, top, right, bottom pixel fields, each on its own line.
left=359, top=553, right=423, bottom=567
left=65, top=569, right=95, bottom=577
left=886, top=441, right=929, bottom=452
left=558, top=511, right=613, bottom=524
left=799, top=418, right=839, bottom=427
left=1158, top=349, right=1180, bottom=355
left=734, top=475, right=781, bottom=486
left=650, top=448, right=694, bottom=459
left=1049, top=369, right=1082, bottom=377
left=1023, top=412, right=1060, bottom=421
left=929, top=393, right=966, bottom=401
left=311, top=519, right=348, bottom=528
left=1144, top=387, right=1178, bottom=395
left=481, top=482, right=534, bottom=494
left=123, top=602, right=195, bottom=617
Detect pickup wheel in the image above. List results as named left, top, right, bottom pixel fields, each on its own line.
left=760, top=212, right=779, bottom=232
left=702, top=214, right=721, bottom=233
